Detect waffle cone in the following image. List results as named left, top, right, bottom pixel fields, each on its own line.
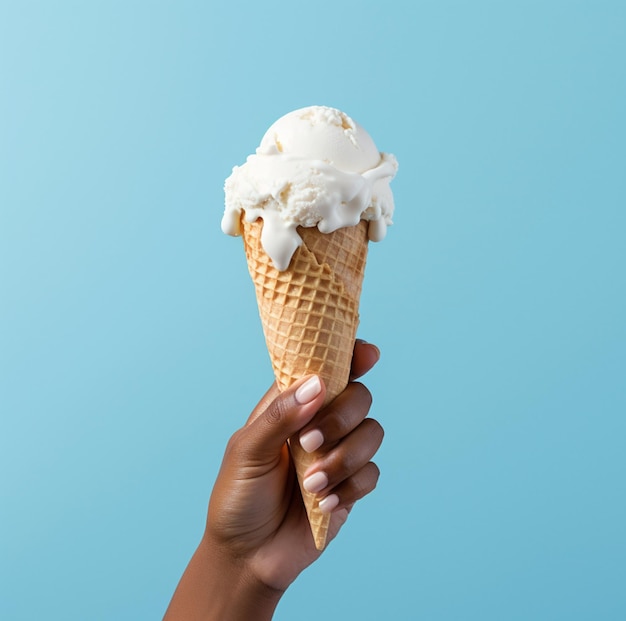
left=241, top=216, right=369, bottom=550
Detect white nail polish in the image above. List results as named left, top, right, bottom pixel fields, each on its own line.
left=300, top=429, right=324, bottom=453
left=319, top=494, right=339, bottom=514
left=303, top=471, right=328, bottom=493
left=295, top=376, right=321, bottom=404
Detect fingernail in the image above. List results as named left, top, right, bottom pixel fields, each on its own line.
left=303, top=471, right=328, bottom=493
left=300, top=429, right=324, bottom=453
left=295, top=376, right=322, bottom=404
left=319, top=494, right=339, bottom=514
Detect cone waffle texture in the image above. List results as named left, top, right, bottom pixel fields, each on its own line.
left=242, top=216, right=369, bottom=550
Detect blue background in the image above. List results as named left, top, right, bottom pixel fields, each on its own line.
left=1, top=1, right=625, bottom=619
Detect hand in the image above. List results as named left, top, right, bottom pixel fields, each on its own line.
left=207, top=340, right=384, bottom=590
left=163, top=340, right=383, bottom=620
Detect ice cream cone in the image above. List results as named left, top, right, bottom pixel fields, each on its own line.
left=241, top=215, right=369, bottom=550
left=223, top=105, right=397, bottom=549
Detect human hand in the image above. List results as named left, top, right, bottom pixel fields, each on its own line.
left=164, top=340, right=383, bottom=620
left=206, top=340, right=383, bottom=591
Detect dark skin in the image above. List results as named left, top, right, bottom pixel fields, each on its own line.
left=164, top=340, right=384, bottom=621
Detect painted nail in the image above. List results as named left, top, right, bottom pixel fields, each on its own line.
left=303, top=471, right=328, bottom=494
left=299, top=429, right=324, bottom=453
left=295, top=376, right=322, bottom=404
left=319, top=494, right=339, bottom=514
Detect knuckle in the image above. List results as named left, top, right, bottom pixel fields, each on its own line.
left=364, top=418, right=385, bottom=445
left=222, top=429, right=245, bottom=464
left=351, top=381, right=373, bottom=407
left=370, top=462, right=381, bottom=488
left=357, top=463, right=380, bottom=498
left=339, top=445, right=360, bottom=475
left=348, top=464, right=378, bottom=500
left=325, top=411, right=349, bottom=439
left=225, top=428, right=243, bottom=452
left=264, top=395, right=291, bottom=426
left=350, top=476, right=369, bottom=500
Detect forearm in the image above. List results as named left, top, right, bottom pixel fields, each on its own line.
left=163, top=535, right=283, bottom=621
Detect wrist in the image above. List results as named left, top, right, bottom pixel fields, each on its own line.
left=164, top=533, right=284, bottom=621
left=203, top=533, right=285, bottom=619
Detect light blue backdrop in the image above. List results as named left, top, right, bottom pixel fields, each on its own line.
left=1, top=1, right=624, bottom=619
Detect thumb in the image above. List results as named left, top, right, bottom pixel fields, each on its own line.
left=239, top=375, right=326, bottom=463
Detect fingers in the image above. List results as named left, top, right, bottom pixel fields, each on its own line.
left=320, top=462, right=381, bottom=513
left=297, top=383, right=384, bottom=514
left=234, top=375, right=326, bottom=465
left=235, top=338, right=381, bottom=484
left=349, top=340, right=381, bottom=381
left=313, top=418, right=383, bottom=486
left=298, top=382, right=373, bottom=453
left=301, top=419, right=384, bottom=512
left=246, top=340, right=379, bottom=428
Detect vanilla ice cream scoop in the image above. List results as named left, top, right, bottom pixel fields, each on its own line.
left=222, top=105, right=398, bottom=271
left=258, top=105, right=381, bottom=173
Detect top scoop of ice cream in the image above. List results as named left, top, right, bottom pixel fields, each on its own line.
left=258, top=106, right=381, bottom=173
left=222, top=105, right=398, bottom=271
